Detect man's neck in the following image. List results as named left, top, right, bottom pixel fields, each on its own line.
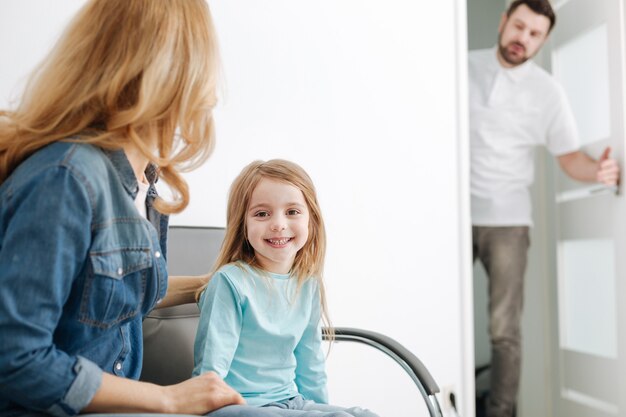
left=496, top=49, right=516, bottom=69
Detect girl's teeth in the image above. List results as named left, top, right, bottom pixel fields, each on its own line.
left=269, top=238, right=289, bottom=245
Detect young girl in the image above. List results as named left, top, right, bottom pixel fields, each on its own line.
left=194, top=159, right=379, bottom=417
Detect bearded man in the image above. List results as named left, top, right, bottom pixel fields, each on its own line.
left=468, top=1, right=619, bottom=416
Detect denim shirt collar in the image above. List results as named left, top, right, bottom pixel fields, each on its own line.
left=102, top=148, right=159, bottom=200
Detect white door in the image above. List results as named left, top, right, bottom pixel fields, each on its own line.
left=549, top=0, right=626, bottom=416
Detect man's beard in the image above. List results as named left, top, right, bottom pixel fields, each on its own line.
left=498, top=39, right=530, bottom=67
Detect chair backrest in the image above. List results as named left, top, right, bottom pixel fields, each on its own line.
left=140, top=226, right=225, bottom=385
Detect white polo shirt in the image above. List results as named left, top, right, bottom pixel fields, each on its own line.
left=469, top=48, right=579, bottom=227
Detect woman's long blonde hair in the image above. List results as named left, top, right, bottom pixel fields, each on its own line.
left=0, top=0, right=220, bottom=213
left=199, top=159, right=332, bottom=331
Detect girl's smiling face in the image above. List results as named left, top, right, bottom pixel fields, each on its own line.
left=245, top=178, right=310, bottom=274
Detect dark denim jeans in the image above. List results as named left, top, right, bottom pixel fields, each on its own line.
left=473, top=226, right=530, bottom=417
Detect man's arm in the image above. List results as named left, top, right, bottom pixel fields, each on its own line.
left=557, top=147, right=620, bottom=186
left=156, top=275, right=209, bottom=308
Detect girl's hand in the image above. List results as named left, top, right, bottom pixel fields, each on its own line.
left=162, top=371, right=245, bottom=414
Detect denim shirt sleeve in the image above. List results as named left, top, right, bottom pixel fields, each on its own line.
left=0, top=165, right=102, bottom=415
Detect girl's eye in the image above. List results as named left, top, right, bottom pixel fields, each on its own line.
left=287, top=209, right=300, bottom=216
left=254, top=211, right=270, bottom=218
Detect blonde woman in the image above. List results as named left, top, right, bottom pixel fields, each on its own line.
left=193, top=160, right=379, bottom=417
left=0, top=0, right=246, bottom=415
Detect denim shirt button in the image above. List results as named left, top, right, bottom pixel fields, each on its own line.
left=115, top=361, right=122, bottom=371
left=156, top=298, right=163, bottom=304
left=155, top=251, right=161, bottom=258
left=117, top=267, right=123, bottom=276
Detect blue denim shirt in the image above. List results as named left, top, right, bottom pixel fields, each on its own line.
left=0, top=142, right=169, bottom=416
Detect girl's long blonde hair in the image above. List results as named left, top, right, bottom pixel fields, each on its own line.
left=199, top=159, right=332, bottom=331
left=0, top=0, right=220, bottom=214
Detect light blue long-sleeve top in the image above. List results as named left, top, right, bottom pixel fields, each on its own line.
left=192, top=262, right=328, bottom=406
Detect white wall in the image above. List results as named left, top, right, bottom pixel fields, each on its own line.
left=0, top=1, right=86, bottom=105
left=0, top=2, right=473, bottom=416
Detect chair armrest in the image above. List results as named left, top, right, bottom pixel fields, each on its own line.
left=324, top=327, right=443, bottom=417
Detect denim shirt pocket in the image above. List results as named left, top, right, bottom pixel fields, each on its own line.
left=80, top=249, right=152, bottom=329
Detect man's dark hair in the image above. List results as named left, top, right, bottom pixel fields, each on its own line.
left=507, top=0, right=556, bottom=32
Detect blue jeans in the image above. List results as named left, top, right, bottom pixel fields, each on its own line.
left=207, top=396, right=379, bottom=417
left=473, top=226, right=530, bottom=417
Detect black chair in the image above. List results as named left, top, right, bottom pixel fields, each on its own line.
left=141, top=226, right=443, bottom=417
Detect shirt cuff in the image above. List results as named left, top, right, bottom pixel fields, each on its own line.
left=45, top=356, right=103, bottom=417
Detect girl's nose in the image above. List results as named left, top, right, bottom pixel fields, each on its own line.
left=271, top=222, right=286, bottom=232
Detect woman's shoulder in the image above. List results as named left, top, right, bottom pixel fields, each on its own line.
left=36, top=140, right=103, bottom=165
left=2, top=142, right=107, bottom=196
left=56, top=142, right=112, bottom=179
left=11, top=141, right=108, bottom=185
